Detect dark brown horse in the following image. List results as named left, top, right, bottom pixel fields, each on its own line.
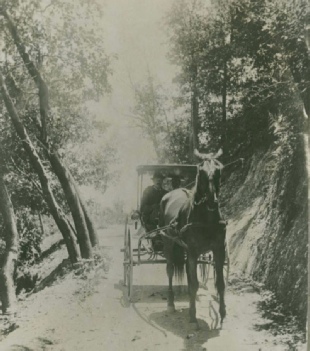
left=159, top=149, right=226, bottom=329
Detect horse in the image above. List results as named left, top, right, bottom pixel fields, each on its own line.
left=159, top=149, right=226, bottom=329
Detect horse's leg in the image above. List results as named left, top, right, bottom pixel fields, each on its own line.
left=187, top=254, right=199, bottom=328
left=214, top=244, right=226, bottom=324
left=185, top=258, right=191, bottom=294
left=166, top=260, right=175, bottom=312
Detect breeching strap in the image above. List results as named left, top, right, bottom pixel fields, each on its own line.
left=143, top=222, right=210, bottom=250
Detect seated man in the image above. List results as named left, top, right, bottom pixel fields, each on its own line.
left=140, top=171, right=167, bottom=250
left=171, top=175, right=181, bottom=190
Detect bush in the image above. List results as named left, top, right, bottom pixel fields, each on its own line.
left=17, top=209, right=42, bottom=265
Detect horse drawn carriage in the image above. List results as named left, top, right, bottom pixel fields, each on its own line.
left=122, top=150, right=230, bottom=326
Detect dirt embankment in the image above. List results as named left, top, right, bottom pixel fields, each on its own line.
left=221, top=138, right=307, bottom=327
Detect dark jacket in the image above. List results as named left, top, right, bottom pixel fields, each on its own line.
left=140, top=185, right=167, bottom=231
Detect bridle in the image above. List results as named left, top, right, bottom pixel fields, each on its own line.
left=194, top=195, right=207, bottom=206
left=193, top=158, right=221, bottom=209
left=192, top=157, right=244, bottom=208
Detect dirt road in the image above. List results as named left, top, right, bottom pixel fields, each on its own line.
left=0, top=225, right=305, bottom=351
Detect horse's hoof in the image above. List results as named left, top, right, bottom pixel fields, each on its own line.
left=167, top=306, right=175, bottom=313
left=220, top=310, right=226, bottom=324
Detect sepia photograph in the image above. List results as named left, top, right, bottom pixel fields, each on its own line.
left=0, top=0, right=308, bottom=350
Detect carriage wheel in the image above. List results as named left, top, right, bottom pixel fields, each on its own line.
left=126, top=229, right=133, bottom=300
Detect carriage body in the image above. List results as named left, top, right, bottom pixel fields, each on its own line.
left=122, top=163, right=229, bottom=301
left=135, top=164, right=197, bottom=211
left=135, top=164, right=197, bottom=256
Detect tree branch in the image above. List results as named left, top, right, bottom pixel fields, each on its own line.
left=0, top=8, right=49, bottom=142
left=10, top=157, right=43, bottom=196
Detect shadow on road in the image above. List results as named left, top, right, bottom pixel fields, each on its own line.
left=114, top=279, right=223, bottom=350
left=150, top=308, right=221, bottom=351
left=2, top=336, right=56, bottom=351
left=5, top=346, right=34, bottom=351
left=114, top=280, right=190, bottom=305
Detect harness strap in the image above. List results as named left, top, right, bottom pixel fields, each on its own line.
left=144, top=225, right=172, bottom=239
left=143, top=225, right=189, bottom=250
left=158, top=230, right=188, bottom=250
left=179, top=222, right=210, bottom=234
left=193, top=196, right=207, bottom=206
left=141, top=220, right=226, bottom=250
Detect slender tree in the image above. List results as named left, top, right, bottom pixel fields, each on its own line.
left=131, top=72, right=171, bottom=162
left=0, top=4, right=106, bottom=254
left=0, top=71, right=80, bottom=263
left=0, top=163, right=18, bottom=314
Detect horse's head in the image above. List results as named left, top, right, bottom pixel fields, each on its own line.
left=194, top=149, right=223, bottom=210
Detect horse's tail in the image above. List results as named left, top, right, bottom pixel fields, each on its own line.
left=173, top=244, right=185, bottom=282
left=158, top=199, right=165, bottom=228
left=159, top=194, right=169, bottom=228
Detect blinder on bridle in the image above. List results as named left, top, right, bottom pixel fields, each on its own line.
left=194, top=149, right=244, bottom=211
left=194, top=149, right=224, bottom=209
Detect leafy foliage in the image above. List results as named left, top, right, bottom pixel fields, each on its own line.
left=131, top=73, right=172, bottom=162
left=64, top=126, right=118, bottom=192
left=16, top=208, right=42, bottom=265
left=1, top=0, right=113, bottom=147
left=0, top=0, right=116, bottom=266
left=163, top=0, right=309, bottom=160
left=160, top=0, right=309, bottom=330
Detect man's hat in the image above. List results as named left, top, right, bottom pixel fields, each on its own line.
left=152, top=171, right=164, bottom=180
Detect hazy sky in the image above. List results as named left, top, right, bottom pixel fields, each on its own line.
left=93, top=0, right=177, bottom=209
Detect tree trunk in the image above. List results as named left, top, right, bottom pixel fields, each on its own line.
left=48, top=152, right=93, bottom=258
left=0, top=72, right=80, bottom=264
left=150, top=132, right=162, bottom=162
left=304, top=11, right=310, bottom=120
left=66, top=167, right=99, bottom=247
left=222, top=59, right=228, bottom=155
left=190, top=62, right=199, bottom=161
left=304, top=12, right=310, bottom=344
left=71, top=179, right=99, bottom=247
left=1, top=9, right=48, bottom=141
left=0, top=173, right=18, bottom=314
left=82, top=206, right=99, bottom=247
left=38, top=211, right=45, bottom=237
left=306, top=16, right=310, bottom=57
left=73, top=184, right=99, bottom=247
left=1, top=9, right=95, bottom=259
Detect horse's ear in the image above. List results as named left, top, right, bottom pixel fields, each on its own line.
left=214, top=148, right=223, bottom=159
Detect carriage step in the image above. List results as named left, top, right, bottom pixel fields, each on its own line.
left=121, top=248, right=148, bottom=253
left=123, top=259, right=227, bottom=265
left=124, top=259, right=167, bottom=265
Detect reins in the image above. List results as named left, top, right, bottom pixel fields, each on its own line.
left=182, top=157, right=244, bottom=188
left=140, top=224, right=189, bottom=250
left=222, top=158, right=244, bottom=168
left=179, top=222, right=209, bottom=234
left=142, top=221, right=213, bottom=251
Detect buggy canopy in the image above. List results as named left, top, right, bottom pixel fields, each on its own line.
left=135, top=164, right=197, bottom=210
left=136, top=164, right=197, bottom=178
